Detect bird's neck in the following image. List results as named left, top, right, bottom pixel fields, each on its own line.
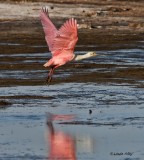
left=73, top=54, right=90, bottom=61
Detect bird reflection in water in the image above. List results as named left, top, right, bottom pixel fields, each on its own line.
left=46, top=113, right=76, bottom=160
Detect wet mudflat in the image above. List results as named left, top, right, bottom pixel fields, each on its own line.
left=1, top=47, right=144, bottom=159
left=0, top=0, right=144, bottom=160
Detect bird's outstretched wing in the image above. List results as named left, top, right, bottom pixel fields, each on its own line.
left=40, top=7, right=78, bottom=57
left=40, top=7, right=57, bottom=52
left=52, top=18, right=78, bottom=56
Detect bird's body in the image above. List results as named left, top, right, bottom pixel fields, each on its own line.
left=44, top=50, right=74, bottom=68
left=40, top=7, right=97, bottom=84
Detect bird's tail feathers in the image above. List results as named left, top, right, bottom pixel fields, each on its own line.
left=43, top=59, right=53, bottom=67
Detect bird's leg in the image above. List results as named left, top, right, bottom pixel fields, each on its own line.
left=46, top=66, right=55, bottom=85
left=46, top=112, right=55, bottom=135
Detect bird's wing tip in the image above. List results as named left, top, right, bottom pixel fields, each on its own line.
left=41, top=6, right=49, bottom=14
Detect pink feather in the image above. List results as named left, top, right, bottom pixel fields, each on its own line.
left=40, top=7, right=78, bottom=84
left=40, top=8, right=78, bottom=57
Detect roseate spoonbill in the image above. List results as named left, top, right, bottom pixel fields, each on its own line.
left=46, top=113, right=76, bottom=160
left=40, top=7, right=97, bottom=84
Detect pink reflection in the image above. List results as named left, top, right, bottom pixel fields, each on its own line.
left=46, top=113, right=76, bottom=160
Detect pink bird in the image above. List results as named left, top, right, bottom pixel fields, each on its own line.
left=40, top=7, right=97, bottom=84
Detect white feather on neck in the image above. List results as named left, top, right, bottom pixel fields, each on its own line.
left=74, top=54, right=89, bottom=61
left=73, top=52, right=97, bottom=61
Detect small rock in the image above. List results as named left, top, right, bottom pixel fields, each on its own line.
left=50, top=6, right=54, bottom=10
left=89, top=109, right=92, bottom=114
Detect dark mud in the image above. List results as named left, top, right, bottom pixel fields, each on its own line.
left=1, top=50, right=144, bottom=87
left=0, top=0, right=144, bottom=87
left=0, top=100, right=11, bottom=107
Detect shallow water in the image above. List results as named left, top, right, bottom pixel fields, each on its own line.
left=0, top=45, right=144, bottom=159
left=1, top=48, right=144, bottom=85
left=0, top=83, right=144, bottom=160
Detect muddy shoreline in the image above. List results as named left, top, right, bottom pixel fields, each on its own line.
left=1, top=0, right=144, bottom=47
left=0, top=0, right=144, bottom=87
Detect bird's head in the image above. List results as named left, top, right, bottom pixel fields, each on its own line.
left=86, top=51, right=97, bottom=57
left=74, top=51, right=98, bottom=61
